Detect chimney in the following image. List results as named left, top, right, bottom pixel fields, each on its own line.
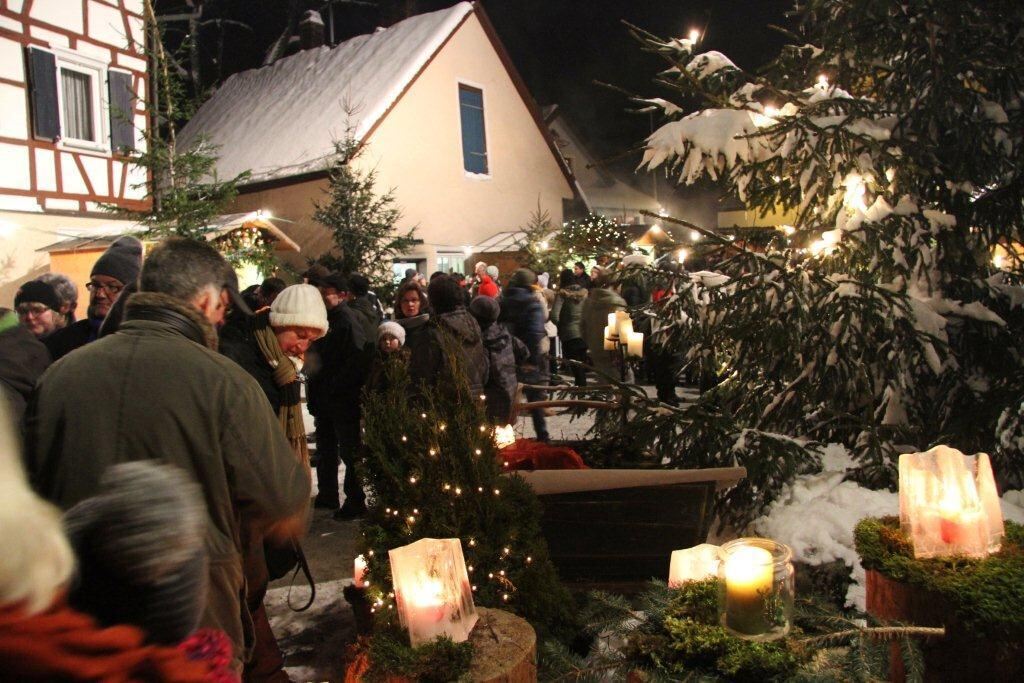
left=299, top=10, right=325, bottom=50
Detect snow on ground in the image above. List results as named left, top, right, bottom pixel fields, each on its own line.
left=267, top=579, right=353, bottom=681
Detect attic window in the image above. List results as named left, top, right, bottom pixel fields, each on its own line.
left=458, top=84, right=488, bottom=175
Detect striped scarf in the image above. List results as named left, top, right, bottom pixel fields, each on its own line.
left=252, top=311, right=309, bottom=466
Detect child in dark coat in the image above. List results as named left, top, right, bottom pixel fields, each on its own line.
left=469, top=296, right=528, bottom=425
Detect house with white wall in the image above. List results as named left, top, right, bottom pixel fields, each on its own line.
left=0, top=0, right=148, bottom=308
left=178, top=1, right=583, bottom=277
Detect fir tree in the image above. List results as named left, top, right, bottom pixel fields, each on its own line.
left=357, top=348, right=575, bottom=650
left=110, top=0, right=264, bottom=269
left=516, top=204, right=564, bottom=275
left=556, top=214, right=635, bottom=265
left=312, top=136, right=417, bottom=300
left=592, top=0, right=1024, bottom=525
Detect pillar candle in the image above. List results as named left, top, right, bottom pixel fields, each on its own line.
left=627, top=331, right=644, bottom=357
left=604, top=326, right=617, bottom=350
left=723, top=545, right=774, bottom=635
left=618, top=318, right=634, bottom=339
left=353, top=554, right=367, bottom=588
left=668, top=544, right=719, bottom=586
left=607, top=313, right=618, bottom=331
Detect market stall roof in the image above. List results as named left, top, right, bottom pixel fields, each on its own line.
left=39, top=213, right=301, bottom=253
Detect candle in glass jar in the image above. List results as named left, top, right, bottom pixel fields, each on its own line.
left=723, top=545, right=774, bottom=635
left=353, top=554, right=367, bottom=588
left=627, top=331, right=644, bottom=357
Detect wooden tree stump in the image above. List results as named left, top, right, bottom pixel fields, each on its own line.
left=382, top=608, right=536, bottom=683
left=866, top=569, right=1023, bottom=682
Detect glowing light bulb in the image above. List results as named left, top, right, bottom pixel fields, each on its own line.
left=688, top=28, right=700, bottom=43
left=676, top=248, right=688, bottom=263
left=817, top=73, right=828, bottom=87
left=764, top=104, right=779, bottom=118
left=690, top=230, right=701, bottom=241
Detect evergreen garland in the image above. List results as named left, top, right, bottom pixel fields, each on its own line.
left=356, top=349, right=576, bottom=676
left=540, top=579, right=940, bottom=682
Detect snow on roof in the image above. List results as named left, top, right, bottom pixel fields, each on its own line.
left=178, top=2, right=474, bottom=185
left=473, top=230, right=528, bottom=252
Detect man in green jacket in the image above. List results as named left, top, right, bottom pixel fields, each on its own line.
left=25, top=237, right=310, bottom=675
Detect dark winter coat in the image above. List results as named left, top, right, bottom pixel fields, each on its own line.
left=480, top=323, right=529, bottom=424
left=25, top=292, right=310, bottom=665
left=498, top=286, right=547, bottom=374
left=306, top=303, right=369, bottom=425
left=550, top=285, right=587, bottom=342
left=406, top=308, right=489, bottom=399
left=0, top=311, right=50, bottom=425
left=44, top=317, right=99, bottom=361
left=348, top=295, right=381, bottom=349
left=219, top=314, right=285, bottom=411
left=581, top=287, right=627, bottom=377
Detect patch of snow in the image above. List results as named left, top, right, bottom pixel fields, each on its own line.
left=752, top=449, right=898, bottom=611
left=685, top=51, right=738, bottom=78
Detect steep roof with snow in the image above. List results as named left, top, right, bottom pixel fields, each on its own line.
left=178, top=2, right=475, bottom=185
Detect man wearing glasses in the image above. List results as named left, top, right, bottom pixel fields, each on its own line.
left=45, top=236, right=143, bottom=361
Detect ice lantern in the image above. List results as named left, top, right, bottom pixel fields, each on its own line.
left=899, top=446, right=1004, bottom=559
left=388, top=538, right=478, bottom=646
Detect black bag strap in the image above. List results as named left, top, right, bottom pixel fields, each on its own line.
left=285, top=538, right=316, bottom=612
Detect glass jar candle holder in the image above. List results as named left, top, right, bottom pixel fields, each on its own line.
left=717, top=537, right=794, bottom=641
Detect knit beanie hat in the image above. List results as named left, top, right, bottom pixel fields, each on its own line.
left=269, top=284, right=328, bottom=333
left=486, top=265, right=499, bottom=279
left=377, top=320, right=406, bottom=346
left=91, top=235, right=144, bottom=286
left=14, top=280, right=62, bottom=312
left=469, top=295, right=500, bottom=324
left=509, top=268, right=537, bottom=289
left=63, top=461, right=207, bottom=645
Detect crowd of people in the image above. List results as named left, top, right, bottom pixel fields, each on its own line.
left=0, top=235, right=678, bottom=681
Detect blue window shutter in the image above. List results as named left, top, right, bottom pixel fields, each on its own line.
left=27, top=47, right=60, bottom=141
left=458, top=85, right=487, bottom=174
left=108, top=70, right=135, bottom=151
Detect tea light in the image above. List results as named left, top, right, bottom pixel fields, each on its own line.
left=353, top=554, right=367, bottom=588
left=723, top=545, right=773, bottom=635
left=402, top=577, right=447, bottom=626
left=668, top=543, right=719, bottom=586
left=626, top=331, right=644, bottom=357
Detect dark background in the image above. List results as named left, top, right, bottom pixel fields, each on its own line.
left=158, top=0, right=793, bottom=170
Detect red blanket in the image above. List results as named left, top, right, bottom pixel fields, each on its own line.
left=499, top=439, right=588, bottom=472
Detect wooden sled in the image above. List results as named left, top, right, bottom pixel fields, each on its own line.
left=515, top=467, right=745, bottom=583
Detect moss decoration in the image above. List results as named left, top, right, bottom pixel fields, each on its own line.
left=854, top=517, right=1024, bottom=640
left=366, top=629, right=473, bottom=682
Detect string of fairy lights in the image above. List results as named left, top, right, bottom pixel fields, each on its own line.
left=361, top=394, right=534, bottom=615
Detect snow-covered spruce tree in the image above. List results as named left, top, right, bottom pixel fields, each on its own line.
left=605, top=0, right=1024, bottom=522
left=313, top=136, right=417, bottom=299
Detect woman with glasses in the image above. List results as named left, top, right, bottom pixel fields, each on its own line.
left=14, top=280, right=66, bottom=340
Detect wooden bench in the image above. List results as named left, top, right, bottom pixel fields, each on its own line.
left=514, top=467, right=745, bottom=583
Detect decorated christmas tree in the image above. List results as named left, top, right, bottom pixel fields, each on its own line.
left=356, top=348, right=575, bottom=663
left=585, top=0, right=1024, bottom=527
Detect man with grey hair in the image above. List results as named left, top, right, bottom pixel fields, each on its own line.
left=26, top=236, right=310, bottom=675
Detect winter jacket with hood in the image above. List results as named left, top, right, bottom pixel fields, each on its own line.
left=25, top=291, right=310, bottom=666
left=498, top=286, right=546, bottom=372
left=407, top=308, right=489, bottom=399
left=480, top=323, right=529, bottom=424
left=550, top=285, right=587, bottom=342
left=581, top=287, right=627, bottom=377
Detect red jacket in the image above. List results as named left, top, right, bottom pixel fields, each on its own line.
left=478, top=275, right=499, bottom=298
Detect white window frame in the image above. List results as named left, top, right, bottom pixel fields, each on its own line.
left=456, top=79, right=491, bottom=180
left=53, top=48, right=109, bottom=153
